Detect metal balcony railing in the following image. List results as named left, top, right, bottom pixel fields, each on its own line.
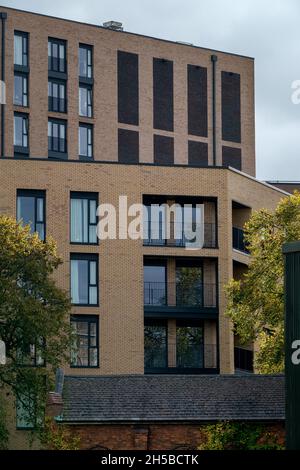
left=144, top=343, right=217, bottom=371
left=143, top=221, right=216, bottom=248
left=144, top=282, right=217, bottom=308
left=232, top=227, right=249, bottom=254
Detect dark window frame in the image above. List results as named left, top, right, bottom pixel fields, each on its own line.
left=144, top=319, right=168, bottom=370
left=144, top=260, right=168, bottom=306
left=48, top=37, right=67, bottom=74
left=17, top=189, right=46, bottom=241
left=70, top=191, right=98, bottom=245
left=79, top=83, right=93, bottom=117
left=14, top=112, right=29, bottom=155
left=14, top=72, right=29, bottom=107
left=79, top=123, right=93, bottom=160
left=70, top=315, right=99, bottom=368
left=48, top=118, right=67, bottom=158
left=48, top=78, right=67, bottom=113
left=79, top=44, right=93, bottom=80
left=14, top=31, right=29, bottom=69
left=70, top=253, right=99, bottom=307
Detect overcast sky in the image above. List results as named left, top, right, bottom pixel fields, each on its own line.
left=3, top=0, right=300, bottom=181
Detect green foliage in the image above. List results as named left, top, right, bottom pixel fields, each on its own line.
left=39, top=417, right=80, bottom=450
left=0, top=395, right=9, bottom=449
left=226, top=191, right=300, bottom=373
left=0, top=216, right=72, bottom=438
left=199, top=422, right=284, bottom=450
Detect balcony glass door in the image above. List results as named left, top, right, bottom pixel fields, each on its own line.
left=176, top=321, right=204, bottom=368
left=144, top=264, right=166, bottom=306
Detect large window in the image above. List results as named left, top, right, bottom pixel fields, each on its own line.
left=70, top=254, right=98, bottom=305
left=48, top=119, right=67, bottom=157
left=79, top=124, right=93, bottom=159
left=16, top=395, right=36, bottom=429
left=71, top=315, right=99, bottom=368
left=14, top=31, right=28, bottom=68
left=70, top=192, right=98, bottom=244
left=14, top=113, right=29, bottom=154
left=144, top=320, right=167, bottom=369
left=48, top=79, right=66, bottom=113
left=144, top=262, right=166, bottom=306
left=48, top=38, right=66, bottom=74
left=17, top=339, right=45, bottom=367
left=79, top=44, right=93, bottom=79
left=176, top=320, right=204, bottom=369
left=176, top=260, right=203, bottom=307
left=79, top=85, right=92, bottom=117
left=14, top=73, right=28, bottom=107
left=17, top=190, right=46, bottom=241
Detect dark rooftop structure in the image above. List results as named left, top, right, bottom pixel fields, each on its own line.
left=59, top=375, right=285, bottom=423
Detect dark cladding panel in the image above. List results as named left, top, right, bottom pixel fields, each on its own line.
left=222, top=146, right=242, bottom=171
left=154, top=134, right=174, bottom=165
left=222, top=71, right=241, bottom=143
left=188, top=65, right=208, bottom=137
left=118, top=128, right=139, bottom=163
left=153, top=58, right=174, bottom=131
left=188, top=141, right=208, bottom=166
left=118, top=51, right=139, bottom=125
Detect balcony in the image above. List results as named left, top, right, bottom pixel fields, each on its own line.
left=144, top=343, right=218, bottom=374
left=144, top=281, right=217, bottom=318
left=232, top=227, right=249, bottom=254
left=143, top=222, right=216, bottom=248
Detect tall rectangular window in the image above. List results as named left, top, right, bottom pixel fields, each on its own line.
left=79, top=85, right=92, bottom=117
left=144, top=262, right=167, bottom=306
left=14, top=113, right=29, bottom=154
left=14, top=31, right=28, bottom=67
left=176, top=320, right=204, bottom=369
left=70, top=254, right=98, bottom=305
left=79, top=124, right=93, bottom=159
left=17, top=189, right=46, bottom=241
left=48, top=79, right=67, bottom=113
left=117, top=50, right=139, bottom=125
left=48, top=38, right=66, bottom=74
left=144, top=320, right=167, bottom=370
left=79, top=44, right=93, bottom=79
left=187, top=64, right=208, bottom=137
left=48, top=119, right=67, bottom=157
left=153, top=58, right=173, bottom=131
left=221, top=71, right=241, bottom=143
left=70, top=192, right=98, bottom=244
left=14, top=73, right=28, bottom=107
left=71, top=315, right=99, bottom=368
left=16, top=395, right=36, bottom=429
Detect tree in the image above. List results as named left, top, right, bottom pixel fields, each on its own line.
left=0, top=216, right=71, bottom=444
left=225, top=192, right=300, bottom=373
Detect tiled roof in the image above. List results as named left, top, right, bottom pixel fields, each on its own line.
left=60, top=374, right=285, bottom=423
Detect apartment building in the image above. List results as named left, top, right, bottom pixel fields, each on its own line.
left=0, top=6, right=289, bottom=448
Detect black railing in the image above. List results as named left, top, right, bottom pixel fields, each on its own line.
left=232, top=227, right=249, bottom=254
left=145, top=343, right=217, bottom=371
left=144, top=282, right=217, bottom=308
left=234, top=347, right=253, bottom=372
left=143, top=222, right=216, bottom=248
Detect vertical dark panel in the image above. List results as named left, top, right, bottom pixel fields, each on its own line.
left=188, top=65, right=207, bottom=137
left=283, top=242, right=300, bottom=450
left=154, top=134, right=174, bottom=165
left=221, top=71, right=241, bottom=143
left=188, top=141, right=208, bottom=166
left=153, top=58, right=173, bottom=131
left=222, top=146, right=242, bottom=170
left=118, top=51, right=139, bottom=125
left=118, top=128, right=139, bottom=163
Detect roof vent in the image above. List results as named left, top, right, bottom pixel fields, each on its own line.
left=103, top=21, right=123, bottom=31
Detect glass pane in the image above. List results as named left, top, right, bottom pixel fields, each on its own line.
left=14, top=35, right=23, bottom=65
left=176, top=266, right=202, bottom=307
left=89, top=225, right=97, bottom=243
left=79, top=87, right=87, bottom=116
left=176, top=325, right=203, bottom=368
left=16, top=395, right=35, bottom=429
left=37, top=198, right=44, bottom=222
left=71, top=199, right=83, bottom=242
left=36, top=223, right=45, bottom=241
left=89, top=199, right=97, bottom=224
left=89, top=348, right=98, bottom=366
left=17, top=196, right=35, bottom=232
left=71, top=259, right=88, bottom=304
left=79, top=126, right=88, bottom=156
left=144, top=324, right=167, bottom=368
left=89, top=261, right=96, bottom=285
left=79, top=47, right=86, bottom=77
left=89, top=286, right=97, bottom=305
left=14, top=75, right=23, bottom=106
left=90, top=322, right=97, bottom=346
left=144, top=265, right=166, bottom=306
left=14, top=116, right=23, bottom=146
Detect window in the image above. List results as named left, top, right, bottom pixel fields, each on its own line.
left=48, top=79, right=66, bottom=113
left=17, top=190, right=46, bottom=241
left=176, top=320, right=204, bottom=369
left=79, top=44, right=93, bottom=79
left=144, top=262, right=166, bottom=306
left=16, top=394, right=35, bottom=429
left=48, top=119, right=67, bottom=156
left=176, top=261, right=203, bottom=307
left=14, top=31, right=28, bottom=67
left=71, top=315, right=99, bottom=367
left=48, top=38, right=66, bottom=73
left=17, top=339, right=45, bottom=367
left=70, top=254, right=98, bottom=305
left=144, top=320, right=167, bottom=369
left=79, top=85, right=92, bottom=117
left=14, top=113, right=29, bottom=154
left=14, top=73, right=28, bottom=107
left=79, top=124, right=93, bottom=159
left=70, top=192, right=98, bottom=244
